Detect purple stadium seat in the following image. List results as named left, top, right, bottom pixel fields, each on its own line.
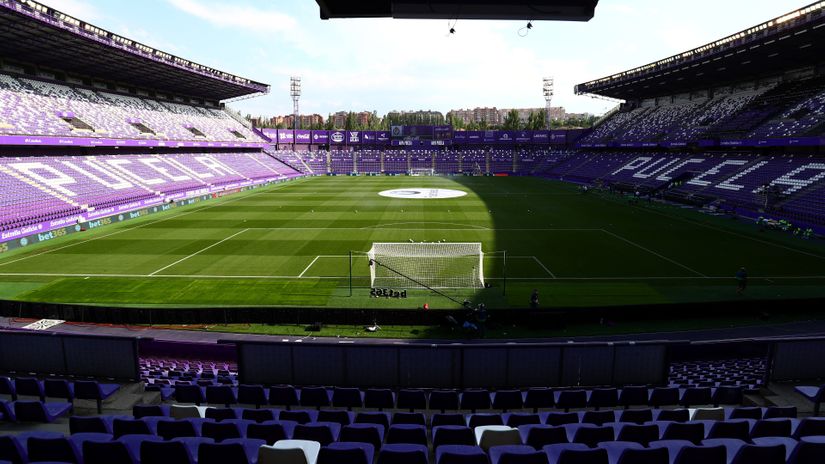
left=598, top=441, right=668, bottom=464
left=355, top=411, right=391, bottom=430
left=460, top=390, right=491, bottom=412
left=243, top=408, right=276, bottom=423
left=14, top=378, right=44, bottom=402
left=432, top=413, right=466, bottom=428
left=433, top=426, right=476, bottom=450
left=430, top=391, right=461, bottom=412
left=318, top=442, right=374, bottom=464
left=340, top=423, right=385, bottom=450
left=555, top=390, right=588, bottom=412
left=279, top=409, right=318, bottom=424
left=525, top=388, right=555, bottom=412
left=490, top=445, right=549, bottom=464
left=13, top=400, right=72, bottom=423
left=588, top=389, right=619, bottom=410
left=293, top=422, right=341, bottom=446
left=269, top=386, right=300, bottom=409
left=518, top=425, right=568, bottom=449
left=317, top=409, right=353, bottom=426
left=247, top=420, right=294, bottom=445
left=364, top=388, right=395, bottom=410
left=794, top=385, right=825, bottom=416
left=505, top=413, right=542, bottom=428
left=649, top=440, right=727, bottom=464
left=493, top=391, right=525, bottom=412
left=238, top=385, right=268, bottom=408
left=543, top=443, right=608, bottom=464
left=74, top=381, right=120, bottom=413
left=435, top=445, right=488, bottom=464
left=299, top=387, right=331, bottom=409
left=332, top=387, right=364, bottom=410
left=205, top=407, right=239, bottom=422
left=397, top=390, right=428, bottom=411
left=618, top=409, right=654, bottom=424
left=392, top=412, right=426, bottom=426
left=386, top=424, right=428, bottom=446
left=377, top=444, right=429, bottom=464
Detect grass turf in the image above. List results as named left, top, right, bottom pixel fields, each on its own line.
left=1, top=175, right=824, bottom=310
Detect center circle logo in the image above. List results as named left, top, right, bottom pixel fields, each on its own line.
left=379, top=188, right=467, bottom=199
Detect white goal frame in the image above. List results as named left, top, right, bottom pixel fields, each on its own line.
left=409, top=168, right=435, bottom=176
left=367, top=242, right=485, bottom=289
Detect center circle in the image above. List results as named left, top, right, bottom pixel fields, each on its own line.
left=379, top=188, right=467, bottom=199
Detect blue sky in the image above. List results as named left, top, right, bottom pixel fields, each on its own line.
left=44, top=0, right=810, bottom=118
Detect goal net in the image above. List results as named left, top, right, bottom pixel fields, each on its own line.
left=367, top=242, right=485, bottom=289
left=409, top=168, right=435, bottom=176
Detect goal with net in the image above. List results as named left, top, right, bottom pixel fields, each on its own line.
left=409, top=168, right=435, bottom=176
left=367, top=242, right=485, bottom=289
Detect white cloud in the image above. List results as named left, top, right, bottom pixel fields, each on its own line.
left=41, top=0, right=103, bottom=22
left=167, top=0, right=298, bottom=37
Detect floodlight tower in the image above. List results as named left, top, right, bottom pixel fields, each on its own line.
left=290, top=76, right=302, bottom=130
left=543, top=77, right=554, bottom=130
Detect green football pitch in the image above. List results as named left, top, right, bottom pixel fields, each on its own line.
left=0, top=175, right=824, bottom=310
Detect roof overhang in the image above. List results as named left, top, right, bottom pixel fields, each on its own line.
left=576, top=2, right=825, bottom=100
left=0, top=0, right=269, bottom=101
left=315, top=0, right=598, bottom=21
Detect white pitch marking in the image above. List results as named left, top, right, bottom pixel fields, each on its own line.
left=298, top=256, right=321, bottom=278
left=532, top=256, right=557, bottom=278
left=363, top=222, right=490, bottom=230
left=600, top=229, right=708, bottom=277
left=149, top=228, right=250, bottom=276
left=0, top=180, right=303, bottom=268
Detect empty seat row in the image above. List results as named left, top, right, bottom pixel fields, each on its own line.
left=0, top=376, right=119, bottom=412
left=169, top=385, right=746, bottom=411
left=133, top=404, right=797, bottom=429
left=3, top=430, right=825, bottom=464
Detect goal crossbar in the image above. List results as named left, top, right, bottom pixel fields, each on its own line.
left=367, top=242, right=485, bottom=289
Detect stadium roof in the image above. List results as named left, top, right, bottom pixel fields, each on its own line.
left=576, top=1, right=825, bottom=100
left=315, top=0, right=598, bottom=21
left=0, top=0, right=269, bottom=101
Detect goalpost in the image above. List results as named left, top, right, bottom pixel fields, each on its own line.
left=409, top=168, right=435, bottom=176
left=367, top=242, right=485, bottom=289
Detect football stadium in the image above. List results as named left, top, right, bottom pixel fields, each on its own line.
left=1, top=0, right=825, bottom=462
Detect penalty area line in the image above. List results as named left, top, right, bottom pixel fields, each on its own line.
left=149, top=228, right=250, bottom=276
left=600, top=229, right=707, bottom=278
left=532, top=256, right=557, bottom=278
left=298, top=256, right=321, bottom=278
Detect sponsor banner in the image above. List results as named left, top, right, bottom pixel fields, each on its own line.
left=329, top=131, right=346, bottom=145
left=550, top=131, right=567, bottom=143
left=698, top=139, right=718, bottom=147
left=311, top=130, right=329, bottom=144
left=277, top=130, right=294, bottom=144
left=433, top=125, right=453, bottom=140
left=532, top=130, right=550, bottom=144
left=361, top=131, right=377, bottom=145
left=294, top=130, right=312, bottom=144
left=483, top=130, right=498, bottom=144
left=346, top=131, right=362, bottom=145
left=0, top=177, right=302, bottom=254
left=662, top=141, right=689, bottom=148
left=466, top=131, right=484, bottom=144
left=453, top=131, right=469, bottom=143
left=497, top=131, right=515, bottom=144
left=376, top=131, right=390, bottom=144
left=0, top=134, right=266, bottom=148
left=390, top=140, right=451, bottom=147
left=262, top=128, right=278, bottom=138
left=515, top=131, right=532, bottom=144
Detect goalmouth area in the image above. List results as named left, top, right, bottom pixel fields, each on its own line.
left=0, top=176, right=823, bottom=315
